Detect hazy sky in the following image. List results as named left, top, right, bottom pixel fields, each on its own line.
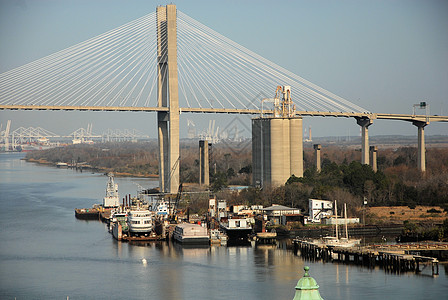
left=0, top=0, right=447, bottom=138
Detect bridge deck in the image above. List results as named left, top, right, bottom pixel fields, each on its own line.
left=1, top=104, right=447, bottom=123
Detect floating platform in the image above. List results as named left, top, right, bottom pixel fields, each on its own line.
left=254, top=232, right=277, bottom=245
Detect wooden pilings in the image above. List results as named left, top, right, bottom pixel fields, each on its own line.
left=293, top=239, right=440, bottom=276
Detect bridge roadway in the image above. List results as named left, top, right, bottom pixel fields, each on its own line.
left=1, top=104, right=448, bottom=123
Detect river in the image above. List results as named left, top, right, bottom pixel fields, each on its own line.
left=0, top=152, right=446, bottom=299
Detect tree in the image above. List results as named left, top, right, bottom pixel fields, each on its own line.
left=343, top=161, right=375, bottom=196
left=238, top=164, right=252, bottom=174
left=210, top=171, right=228, bottom=192
left=286, top=174, right=301, bottom=185
left=227, top=167, right=236, bottom=178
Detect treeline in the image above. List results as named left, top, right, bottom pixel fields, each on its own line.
left=177, top=140, right=252, bottom=186
left=25, top=140, right=252, bottom=183
left=220, top=146, right=448, bottom=216
left=26, top=142, right=159, bottom=176
left=25, top=141, right=448, bottom=214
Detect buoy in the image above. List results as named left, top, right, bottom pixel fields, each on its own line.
left=142, top=258, right=147, bottom=265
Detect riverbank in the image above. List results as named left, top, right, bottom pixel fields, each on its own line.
left=24, top=157, right=159, bottom=178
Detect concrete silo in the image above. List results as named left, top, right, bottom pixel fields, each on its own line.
left=252, top=86, right=303, bottom=187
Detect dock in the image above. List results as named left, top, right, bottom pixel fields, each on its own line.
left=293, top=239, right=447, bottom=276
left=254, top=232, right=277, bottom=245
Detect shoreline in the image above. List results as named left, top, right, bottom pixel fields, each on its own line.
left=23, top=157, right=159, bottom=179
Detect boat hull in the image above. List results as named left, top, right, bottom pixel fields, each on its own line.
left=220, top=226, right=252, bottom=243
left=112, top=223, right=123, bottom=241
left=129, top=226, right=154, bottom=234
left=75, top=208, right=99, bottom=220
left=173, top=234, right=210, bottom=245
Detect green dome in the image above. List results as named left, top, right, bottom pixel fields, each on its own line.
left=295, top=266, right=320, bottom=290
left=293, top=266, right=324, bottom=300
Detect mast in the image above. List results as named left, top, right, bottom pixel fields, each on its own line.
left=344, top=203, right=349, bottom=239
left=334, top=200, right=338, bottom=240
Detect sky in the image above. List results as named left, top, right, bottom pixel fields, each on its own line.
left=0, top=0, right=447, bottom=139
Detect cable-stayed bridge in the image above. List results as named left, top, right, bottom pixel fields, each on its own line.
left=0, top=10, right=366, bottom=113
left=0, top=4, right=447, bottom=193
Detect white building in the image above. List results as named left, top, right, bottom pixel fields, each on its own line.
left=218, top=200, right=227, bottom=220
left=308, top=199, right=333, bottom=223
left=322, top=217, right=360, bottom=225
left=262, top=204, right=301, bottom=225
left=209, top=198, right=216, bottom=218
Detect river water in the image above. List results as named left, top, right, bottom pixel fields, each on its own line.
left=0, top=152, right=446, bottom=299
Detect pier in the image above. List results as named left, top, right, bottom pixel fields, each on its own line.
left=254, top=232, right=277, bottom=245
left=293, top=239, right=446, bottom=276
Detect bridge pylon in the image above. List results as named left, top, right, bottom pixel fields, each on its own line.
left=157, top=4, right=180, bottom=193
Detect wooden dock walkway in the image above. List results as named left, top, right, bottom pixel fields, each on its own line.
left=293, top=239, right=446, bottom=276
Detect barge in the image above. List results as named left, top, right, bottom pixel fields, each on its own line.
left=75, top=207, right=100, bottom=220
left=220, top=217, right=252, bottom=243
left=173, top=223, right=209, bottom=245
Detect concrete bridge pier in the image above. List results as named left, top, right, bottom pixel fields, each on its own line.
left=313, top=144, right=321, bottom=172
left=413, top=120, right=428, bottom=172
left=356, top=117, right=373, bottom=165
left=369, top=146, right=378, bottom=172
left=199, top=140, right=210, bottom=186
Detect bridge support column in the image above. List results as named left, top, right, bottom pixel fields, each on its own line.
left=356, top=117, right=373, bottom=165
left=413, top=121, right=428, bottom=172
left=199, top=140, right=210, bottom=186
left=369, top=146, right=378, bottom=172
left=157, top=5, right=180, bottom=193
left=313, top=144, right=321, bottom=172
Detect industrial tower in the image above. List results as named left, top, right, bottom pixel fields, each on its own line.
left=252, top=86, right=303, bottom=187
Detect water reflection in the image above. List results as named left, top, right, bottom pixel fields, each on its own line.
left=1, top=153, right=447, bottom=300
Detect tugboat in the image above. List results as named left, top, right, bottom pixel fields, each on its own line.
left=110, top=210, right=129, bottom=240
left=110, top=211, right=129, bottom=231
left=155, top=199, right=170, bottom=218
left=103, top=173, right=120, bottom=208
left=75, top=173, right=119, bottom=220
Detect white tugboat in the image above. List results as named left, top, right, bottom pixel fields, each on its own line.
left=155, top=200, right=169, bottom=218
left=103, top=173, right=120, bottom=208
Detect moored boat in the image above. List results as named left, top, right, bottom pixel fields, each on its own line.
left=316, top=201, right=361, bottom=248
left=173, top=223, right=209, bottom=245
left=219, top=217, right=252, bottom=243
left=155, top=200, right=169, bottom=218
left=127, top=210, right=153, bottom=236
left=110, top=211, right=129, bottom=232
left=75, top=207, right=100, bottom=220
left=103, top=173, right=120, bottom=208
